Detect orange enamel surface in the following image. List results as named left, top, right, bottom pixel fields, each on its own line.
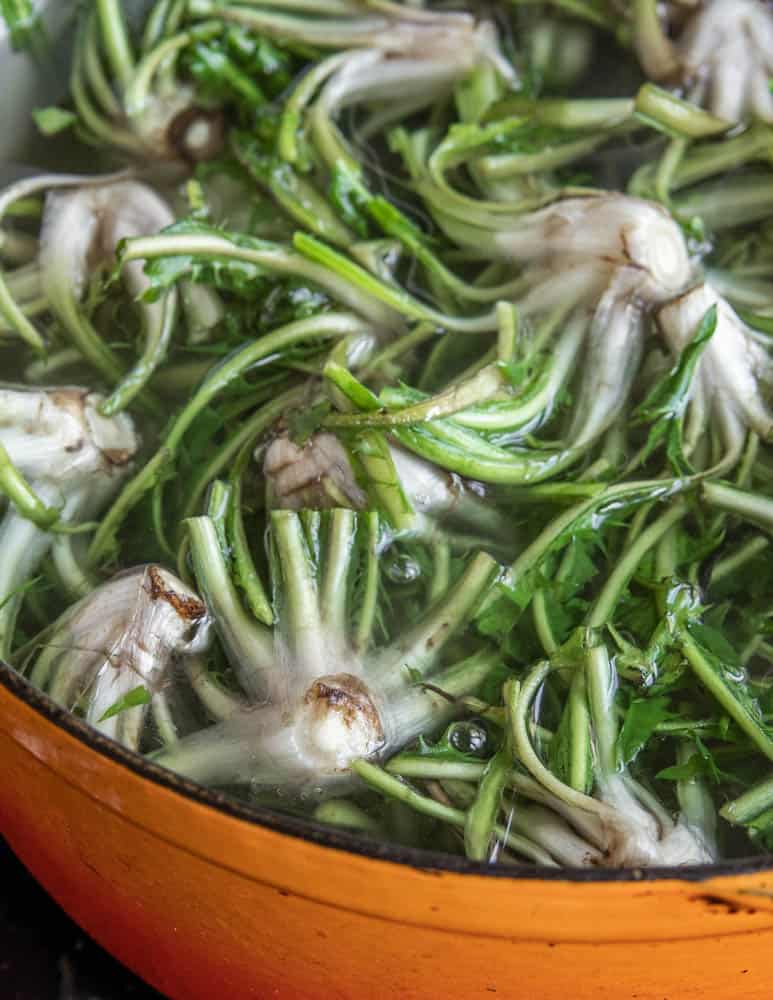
left=2, top=683, right=773, bottom=999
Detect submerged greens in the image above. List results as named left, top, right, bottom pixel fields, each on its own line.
left=4, top=0, right=773, bottom=868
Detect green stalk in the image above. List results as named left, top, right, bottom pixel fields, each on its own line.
left=186, top=515, right=274, bottom=701
left=46, top=287, right=125, bottom=387
left=710, top=535, right=770, bottom=588
left=124, top=21, right=223, bottom=118
left=485, top=96, right=632, bottom=129
left=83, top=10, right=122, bottom=117
left=271, top=510, right=324, bottom=673
left=325, top=364, right=507, bottom=428
left=227, top=447, right=273, bottom=627
left=635, top=84, right=729, bottom=139
left=488, top=479, right=683, bottom=609
left=96, top=0, right=136, bottom=93
left=532, top=590, right=558, bottom=656
left=346, top=430, right=416, bottom=533
left=586, top=502, right=687, bottom=628
left=428, top=542, right=451, bottom=604
left=374, top=552, right=500, bottom=685
left=568, top=671, right=592, bottom=794
left=352, top=761, right=557, bottom=866
left=631, top=0, right=680, bottom=79
left=386, top=756, right=488, bottom=781
left=670, top=126, right=773, bottom=192
left=584, top=643, right=618, bottom=776
left=314, top=799, right=384, bottom=834
left=234, top=136, right=355, bottom=247
left=0, top=444, right=59, bottom=528
left=187, top=3, right=388, bottom=49
left=391, top=423, right=575, bottom=486
left=359, top=323, right=437, bottom=381
left=476, top=133, right=611, bottom=180
left=675, top=174, right=773, bottom=231
left=702, top=481, right=773, bottom=532
left=100, top=292, right=178, bottom=416
left=279, top=52, right=350, bottom=165
left=320, top=509, right=357, bottom=637
left=679, top=630, right=773, bottom=763
left=676, top=742, right=717, bottom=853
left=141, top=0, right=176, bottom=51
left=70, top=42, right=137, bottom=151
left=121, top=232, right=401, bottom=330
left=506, top=671, right=610, bottom=819
left=464, top=750, right=510, bottom=861
left=353, top=511, right=379, bottom=654
left=721, top=772, right=773, bottom=825
left=294, top=233, right=498, bottom=333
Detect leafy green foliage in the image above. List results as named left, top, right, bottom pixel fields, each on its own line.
left=618, top=695, right=676, bottom=764
left=0, top=0, right=42, bottom=52
left=287, top=400, right=331, bottom=446
left=656, top=736, right=731, bottom=783
left=185, top=27, right=294, bottom=111
left=32, top=106, right=77, bottom=136
left=329, top=163, right=370, bottom=237
left=633, top=305, right=717, bottom=474
left=135, top=219, right=273, bottom=299
left=98, top=685, right=152, bottom=723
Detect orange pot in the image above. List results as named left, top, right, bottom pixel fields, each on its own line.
left=1, top=665, right=773, bottom=999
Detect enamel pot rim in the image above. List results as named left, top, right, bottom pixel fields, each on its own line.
left=2, top=658, right=771, bottom=885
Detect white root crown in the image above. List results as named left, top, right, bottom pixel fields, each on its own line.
left=0, top=385, right=138, bottom=508
left=493, top=195, right=693, bottom=307
left=658, top=282, right=773, bottom=445
left=40, top=179, right=175, bottom=306
left=638, top=0, right=773, bottom=123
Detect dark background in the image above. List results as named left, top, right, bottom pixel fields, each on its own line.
left=0, top=839, right=162, bottom=1000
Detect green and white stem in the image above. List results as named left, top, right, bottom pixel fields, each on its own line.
left=633, top=0, right=773, bottom=125
left=509, top=650, right=716, bottom=867
left=153, top=508, right=499, bottom=791
left=0, top=386, right=138, bottom=659
left=74, top=2, right=224, bottom=162
left=40, top=179, right=180, bottom=414
left=658, top=283, right=773, bottom=461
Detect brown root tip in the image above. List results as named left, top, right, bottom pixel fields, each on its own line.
left=168, top=108, right=226, bottom=163
left=145, top=566, right=207, bottom=622
left=305, top=674, right=381, bottom=731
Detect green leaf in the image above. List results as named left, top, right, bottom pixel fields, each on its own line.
left=414, top=720, right=496, bottom=763
left=189, top=42, right=267, bottom=108
left=329, top=163, right=370, bottom=237
left=688, top=623, right=742, bottom=668
left=287, top=400, right=331, bottom=446
left=618, top=695, right=675, bottom=764
left=184, top=28, right=294, bottom=109
left=556, top=536, right=598, bottom=601
left=633, top=304, right=717, bottom=474
left=33, top=107, right=77, bottom=136
left=135, top=219, right=273, bottom=300
left=476, top=589, right=522, bottom=641
left=681, top=625, right=773, bottom=761
left=1, top=0, right=43, bottom=52
left=97, top=685, right=152, bottom=723
left=656, top=736, right=731, bottom=783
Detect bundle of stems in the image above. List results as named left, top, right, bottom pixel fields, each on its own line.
left=5, top=0, right=773, bottom=868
